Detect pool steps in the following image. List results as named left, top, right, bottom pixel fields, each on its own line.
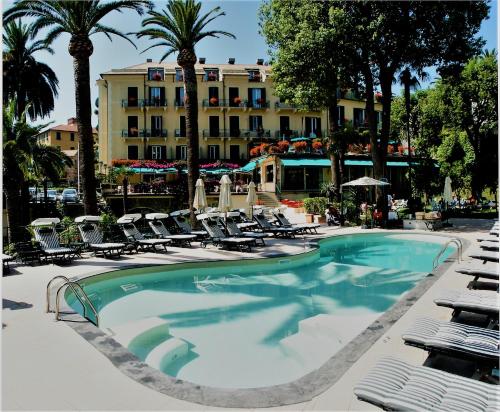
left=107, top=317, right=190, bottom=368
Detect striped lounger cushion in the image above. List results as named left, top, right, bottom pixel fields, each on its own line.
left=34, top=227, right=74, bottom=255
left=456, top=264, right=499, bottom=280
left=354, top=357, right=499, bottom=411
left=469, top=250, right=499, bottom=263
left=402, top=317, right=499, bottom=361
left=479, top=241, right=500, bottom=251
left=434, top=290, right=499, bottom=315
left=79, top=224, right=124, bottom=249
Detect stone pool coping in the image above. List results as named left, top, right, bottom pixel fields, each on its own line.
left=63, top=232, right=468, bottom=408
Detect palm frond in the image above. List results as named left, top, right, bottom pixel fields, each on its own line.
left=90, top=24, right=137, bottom=48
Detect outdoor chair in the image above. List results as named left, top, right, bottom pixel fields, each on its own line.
left=217, top=212, right=267, bottom=246
left=2, top=254, right=14, bottom=273
left=146, top=213, right=196, bottom=247
left=434, top=289, right=499, bottom=318
left=354, top=357, right=499, bottom=411
left=197, top=214, right=255, bottom=252
left=236, top=210, right=259, bottom=231
left=171, top=213, right=208, bottom=239
left=31, top=218, right=78, bottom=263
left=402, top=317, right=499, bottom=362
left=75, top=216, right=125, bottom=258
left=477, top=236, right=499, bottom=243
left=117, top=214, right=171, bottom=252
left=272, top=210, right=320, bottom=234
left=253, top=213, right=300, bottom=238
left=479, top=241, right=499, bottom=252
left=469, top=250, right=499, bottom=263
left=13, top=241, right=43, bottom=265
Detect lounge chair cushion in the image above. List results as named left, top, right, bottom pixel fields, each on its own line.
left=434, top=289, right=499, bottom=315
left=469, top=250, right=499, bottom=263
left=354, top=357, right=500, bottom=411
left=456, top=265, right=499, bottom=280
left=43, top=247, right=75, bottom=255
left=89, top=243, right=125, bottom=250
left=479, top=241, right=499, bottom=251
left=402, top=317, right=499, bottom=360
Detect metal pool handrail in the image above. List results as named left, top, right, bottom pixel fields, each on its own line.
left=433, top=238, right=463, bottom=269
left=46, top=275, right=70, bottom=313
left=55, top=281, right=99, bottom=327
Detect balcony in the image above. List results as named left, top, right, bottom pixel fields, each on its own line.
left=143, top=98, right=167, bottom=109
left=174, top=99, right=185, bottom=110
left=274, top=130, right=299, bottom=139
left=203, top=72, right=219, bottom=82
left=144, top=129, right=168, bottom=138
left=248, top=72, right=262, bottom=82
left=274, top=101, right=296, bottom=112
left=202, top=98, right=222, bottom=111
left=222, top=99, right=247, bottom=110
left=202, top=129, right=227, bottom=139
left=174, top=129, right=186, bottom=138
left=121, top=99, right=144, bottom=109
left=299, top=130, right=327, bottom=138
left=121, top=129, right=141, bottom=138
left=247, top=99, right=270, bottom=110
left=240, top=129, right=271, bottom=139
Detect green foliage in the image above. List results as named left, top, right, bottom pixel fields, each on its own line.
left=100, top=212, right=117, bottom=226
left=303, top=197, right=329, bottom=215
left=59, top=216, right=80, bottom=244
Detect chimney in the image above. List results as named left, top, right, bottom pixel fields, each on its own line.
left=228, top=57, right=235, bottom=64
left=256, top=58, right=264, bottom=65
left=198, top=57, right=206, bottom=64
left=146, top=58, right=152, bottom=63
left=67, top=117, right=77, bottom=125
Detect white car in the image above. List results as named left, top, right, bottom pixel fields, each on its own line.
left=36, top=189, right=58, bottom=202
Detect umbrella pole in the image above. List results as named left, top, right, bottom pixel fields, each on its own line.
left=340, top=189, right=343, bottom=226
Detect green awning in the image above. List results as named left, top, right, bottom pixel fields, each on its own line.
left=129, top=167, right=178, bottom=174
left=290, top=137, right=311, bottom=142
left=281, top=159, right=413, bottom=168
left=237, top=160, right=257, bottom=173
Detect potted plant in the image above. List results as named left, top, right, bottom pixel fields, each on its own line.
left=209, top=97, right=219, bottom=106
left=313, top=197, right=328, bottom=224
left=233, top=96, right=242, bottom=105
left=312, top=140, right=323, bottom=152
left=375, top=91, right=382, bottom=102
left=256, top=97, right=266, bottom=106
left=152, top=72, right=162, bottom=81
left=293, top=141, right=307, bottom=153
left=303, top=198, right=316, bottom=223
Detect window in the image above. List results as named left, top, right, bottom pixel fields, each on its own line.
left=230, top=145, right=240, bottom=160
left=128, top=87, right=138, bottom=107
left=304, top=117, right=321, bottom=137
left=247, top=88, right=266, bottom=108
left=353, top=108, right=366, bottom=128
left=56, top=132, right=61, bottom=140
left=284, top=167, right=304, bottom=190
left=150, top=145, right=164, bottom=160
left=175, top=87, right=185, bottom=106
left=209, top=116, right=219, bottom=137
left=204, top=69, right=218, bottom=81
left=248, top=70, right=261, bottom=82
left=149, top=87, right=165, bottom=106
left=175, top=68, right=183, bottom=82
left=148, top=67, right=164, bottom=81
left=128, top=145, right=138, bottom=160
left=70, top=132, right=75, bottom=141
left=128, top=116, right=139, bottom=136
left=229, top=116, right=240, bottom=137
left=176, top=145, right=187, bottom=160
left=279, top=116, right=290, bottom=137
left=249, top=115, right=263, bottom=131
left=176, top=116, right=186, bottom=137
left=70, top=147, right=75, bottom=150
left=265, top=165, right=274, bottom=183
left=151, top=116, right=163, bottom=136
left=208, top=145, right=220, bottom=160
left=337, top=106, right=345, bottom=127
left=228, top=87, right=240, bottom=107
left=208, top=87, right=219, bottom=106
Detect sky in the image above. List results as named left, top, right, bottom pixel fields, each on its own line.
left=2, top=0, right=498, bottom=128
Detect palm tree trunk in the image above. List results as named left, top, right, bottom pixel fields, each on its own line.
left=182, top=64, right=200, bottom=227
left=73, top=55, right=98, bottom=215
left=327, top=103, right=340, bottom=201
left=5, top=184, right=24, bottom=243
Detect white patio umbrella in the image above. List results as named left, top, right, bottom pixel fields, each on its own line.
left=193, top=178, right=208, bottom=212
left=246, top=181, right=257, bottom=219
left=218, top=174, right=233, bottom=235
left=443, top=176, right=453, bottom=208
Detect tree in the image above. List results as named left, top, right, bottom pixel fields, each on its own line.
left=259, top=0, right=353, bottom=200
left=3, top=102, right=72, bottom=243
left=2, top=20, right=59, bottom=120
left=343, top=1, right=488, bottom=209
left=135, top=0, right=235, bottom=225
left=4, top=0, right=152, bottom=215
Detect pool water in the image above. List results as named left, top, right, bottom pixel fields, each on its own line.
left=70, top=233, right=455, bottom=388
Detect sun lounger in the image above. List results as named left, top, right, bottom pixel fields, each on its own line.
left=477, top=236, right=499, bottom=243
left=146, top=213, right=196, bottom=247
left=31, top=218, right=77, bottom=263
left=236, top=210, right=259, bottom=231
left=354, top=357, right=499, bottom=411
left=402, top=317, right=499, bottom=362
left=170, top=212, right=208, bottom=239
left=2, top=254, right=14, bottom=273
left=117, top=214, right=171, bottom=252
left=253, top=213, right=299, bottom=238
left=75, top=216, right=125, bottom=258
left=197, top=215, right=255, bottom=252
left=479, top=241, right=499, bottom=252
left=434, top=289, right=499, bottom=317
left=218, top=212, right=267, bottom=246
left=469, top=250, right=499, bottom=263
left=272, top=210, right=320, bottom=234
left=456, top=263, right=499, bottom=282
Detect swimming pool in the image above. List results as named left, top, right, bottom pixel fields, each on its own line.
left=69, top=233, right=455, bottom=389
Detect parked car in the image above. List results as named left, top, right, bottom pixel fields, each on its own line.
left=36, top=189, right=58, bottom=202
left=61, top=188, right=79, bottom=204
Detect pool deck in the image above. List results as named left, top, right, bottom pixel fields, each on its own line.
left=2, top=218, right=497, bottom=410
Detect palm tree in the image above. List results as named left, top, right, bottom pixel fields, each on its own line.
left=3, top=102, right=72, bottom=243
left=4, top=0, right=152, bottom=215
left=135, top=0, right=235, bottom=225
left=3, top=20, right=59, bottom=121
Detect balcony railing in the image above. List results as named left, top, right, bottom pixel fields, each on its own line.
left=143, top=98, right=167, bottom=108
left=122, top=129, right=140, bottom=138
left=202, top=99, right=221, bottom=108
left=299, top=130, right=326, bottom=138
left=121, top=99, right=144, bottom=108
left=174, top=129, right=186, bottom=137
left=274, top=102, right=296, bottom=110
left=274, top=130, right=299, bottom=139
left=247, top=100, right=270, bottom=109
left=241, top=129, right=271, bottom=139
left=202, top=129, right=227, bottom=138
left=144, top=129, right=168, bottom=138
left=175, top=99, right=185, bottom=108
left=223, top=99, right=247, bottom=108
left=248, top=72, right=262, bottom=82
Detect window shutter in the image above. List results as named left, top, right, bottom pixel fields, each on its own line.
left=160, top=87, right=165, bottom=103
left=261, top=88, right=266, bottom=102
left=161, top=145, right=166, bottom=160
left=147, top=145, right=152, bottom=160
left=317, top=118, right=322, bottom=136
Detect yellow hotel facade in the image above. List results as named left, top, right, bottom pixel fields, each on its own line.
left=97, top=59, right=381, bottom=169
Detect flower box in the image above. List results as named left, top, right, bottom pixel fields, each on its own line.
left=233, top=96, right=242, bottom=105
left=209, top=97, right=219, bottom=105
left=152, top=72, right=162, bottom=81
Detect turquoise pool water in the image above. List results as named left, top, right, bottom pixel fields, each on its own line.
left=70, top=233, right=455, bottom=388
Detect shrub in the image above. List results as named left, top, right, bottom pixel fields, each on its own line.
left=303, top=197, right=329, bottom=215
left=293, top=141, right=307, bottom=153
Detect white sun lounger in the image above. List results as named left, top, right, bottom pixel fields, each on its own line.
left=469, top=250, right=499, bottom=263
left=456, top=264, right=499, bottom=281
left=354, top=357, right=500, bottom=411
left=402, top=317, right=499, bottom=361
left=434, top=289, right=499, bottom=316
left=479, top=241, right=499, bottom=252
left=145, top=214, right=196, bottom=247
left=477, top=236, right=499, bottom=243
